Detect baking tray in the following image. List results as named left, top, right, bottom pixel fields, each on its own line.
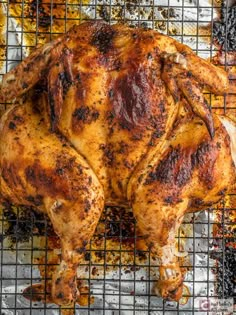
left=0, top=0, right=235, bottom=314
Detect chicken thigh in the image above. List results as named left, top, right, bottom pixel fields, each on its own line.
left=0, top=21, right=235, bottom=305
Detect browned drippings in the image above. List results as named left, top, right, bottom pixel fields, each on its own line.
left=211, top=56, right=236, bottom=124
left=213, top=195, right=236, bottom=247
left=210, top=195, right=236, bottom=299
left=0, top=4, right=6, bottom=72
left=7, top=0, right=89, bottom=56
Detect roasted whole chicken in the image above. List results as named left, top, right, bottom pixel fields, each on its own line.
left=0, top=21, right=235, bottom=306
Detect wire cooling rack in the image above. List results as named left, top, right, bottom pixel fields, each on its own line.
left=0, top=0, right=235, bottom=314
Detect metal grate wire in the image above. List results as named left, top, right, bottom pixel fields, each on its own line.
left=0, top=0, right=235, bottom=314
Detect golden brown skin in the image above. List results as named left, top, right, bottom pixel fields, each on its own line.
left=0, top=21, right=235, bottom=305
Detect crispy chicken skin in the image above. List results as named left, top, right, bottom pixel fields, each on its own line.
left=0, top=21, right=235, bottom=305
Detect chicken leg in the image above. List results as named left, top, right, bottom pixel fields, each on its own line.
left=0, top=97, right=104, bottom=305
left=128, top=114, right=235, bottom=301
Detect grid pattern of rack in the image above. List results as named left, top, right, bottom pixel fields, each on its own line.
left=0, top=0, right=235, bottom=314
